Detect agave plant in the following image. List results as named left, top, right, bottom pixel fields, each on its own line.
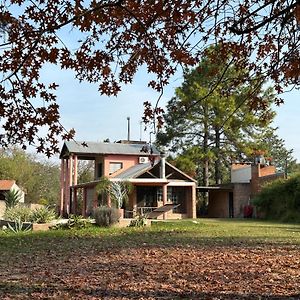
left=30, top=206, right=56, bottom=224
left=6, top=218, right=31, bottom=233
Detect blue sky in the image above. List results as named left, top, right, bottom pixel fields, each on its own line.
left=273, top=89, right=300, bottom=161
left=48, top=64, right=300, bottom=162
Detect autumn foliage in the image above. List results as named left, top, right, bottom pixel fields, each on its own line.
left=0, top=1, right=299, bottom=155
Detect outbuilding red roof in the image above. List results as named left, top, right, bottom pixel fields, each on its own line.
left=0, top=180, right=15, bottom=191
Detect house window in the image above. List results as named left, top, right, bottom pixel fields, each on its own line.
left=156, top=187, right=185, bottom=213
left=109, top=162, right=123, bottom=175
left=157, top=187, right=163, bottom=201
left=156, top=187, right=178, bottom=203
left=167, top=187, right=178, bottom=203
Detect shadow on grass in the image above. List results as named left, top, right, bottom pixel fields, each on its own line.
left=1, top=226, right=300, bottom=257
left=0, top=218, right=300, bottom=256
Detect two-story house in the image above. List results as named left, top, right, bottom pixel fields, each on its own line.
left=59, top=140, right=197, bottom=219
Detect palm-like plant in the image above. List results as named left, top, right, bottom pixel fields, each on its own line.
left=96, top=177, right=133, bottom=209
left=4, top=189, right=21, bottom=209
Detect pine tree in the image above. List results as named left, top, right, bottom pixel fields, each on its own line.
left=157, top=49, right=276, bottom=185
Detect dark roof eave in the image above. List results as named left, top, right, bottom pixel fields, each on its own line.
left=197, top=184, right=234, bottom=191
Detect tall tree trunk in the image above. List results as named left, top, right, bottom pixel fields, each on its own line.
left=201, top=105, right=210, bottom=207
left=214, top=126, right=222, bottom=185
left=203, top=129, right=209, bottom=187
left=202, top=104, right=209, bottom=187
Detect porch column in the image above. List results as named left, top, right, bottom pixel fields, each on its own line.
left=191, top=183, right=197, bottom=219
left=132, top=186, right=137, bottom=217
left=64, top=158, right=70, bottom=215
left=73, top=187, right=78, bottom=214
left=68, top=156, right=73, bottom=214
left=60, top=159, right=65, bottom=216
left=73, top=155, right=78, bottom=185
left=82, top=188, right=87, bottom=217
left=162, top=184, right=167, bottom=220
left=69, top=155, right=73, bottom=187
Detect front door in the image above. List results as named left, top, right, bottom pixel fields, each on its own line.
left=136, top=186, right=157, bottom=207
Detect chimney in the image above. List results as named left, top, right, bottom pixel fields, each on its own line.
left=160, top=150, right=166, bottom=179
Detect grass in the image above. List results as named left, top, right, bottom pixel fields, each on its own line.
left=1, top=218, right=300, bottom=255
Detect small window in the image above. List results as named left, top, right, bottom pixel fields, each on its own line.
left=109, top=162, right=123, bottom=175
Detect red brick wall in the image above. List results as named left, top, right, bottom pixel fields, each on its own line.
left=250, top=164, right=278, bottom=197
left=250, top=164, right=282, bottom=197
left=233, top=183, right=251, bottom=218
left=259, top=165, right=276, bottom=177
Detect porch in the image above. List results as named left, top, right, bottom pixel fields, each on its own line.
left=68, top=182, right=195, bottom=219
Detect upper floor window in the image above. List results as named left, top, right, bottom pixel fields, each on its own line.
left=109, top=162, right=123, bottom=175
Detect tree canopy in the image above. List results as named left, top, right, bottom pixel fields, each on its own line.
left=157, top=51, right=277, bottom=185
left=250, top=127, right=296, bottom=176
left=0, top=0, right=299, bottom=154
left=0, top=148, right=60, bottom=204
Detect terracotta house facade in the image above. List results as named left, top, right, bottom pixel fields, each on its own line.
left=206, top=162, right=284, bottom=218
left=59, top=140, right=197, bottom=219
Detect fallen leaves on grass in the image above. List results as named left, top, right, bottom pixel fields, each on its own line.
left=1, top=245, right=300, bottom=299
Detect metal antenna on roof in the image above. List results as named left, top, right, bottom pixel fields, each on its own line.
left=127, top=117, right=130, bottom=141
left=139, top=121, right=143, bottom=141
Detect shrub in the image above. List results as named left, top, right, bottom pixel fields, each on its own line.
left=4, top=189, right=22, bottom=209
left=51, top=215, right=91, bottom=230
left=129, top=214, right=148, bottom=227
left=38, top=198, right=49, bottom=206
left=4, top=206, right=32, bottom=222
left=30, top=206, right=56, bottom=224
left=253, top=175, right=300, bottom=222
left=94, top=206, right=120, bottom=227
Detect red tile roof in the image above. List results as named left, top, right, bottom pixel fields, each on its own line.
left=0, top=180, right=15, bottom=191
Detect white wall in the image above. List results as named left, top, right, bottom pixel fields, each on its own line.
left=231, top=166, right=251, bottom=183
left=11, top=183, right=25, bottom=203
left=0, top=200, right=5, bottom=219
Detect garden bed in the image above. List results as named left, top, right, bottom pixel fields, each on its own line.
left=0, top=219, right=53, bottom=231
left=113, top=218, right=151, bottom=228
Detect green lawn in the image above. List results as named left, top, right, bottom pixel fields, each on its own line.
left=1, top=218, right=300, bottom=252
left=1, top=219, right=300, bottom=299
